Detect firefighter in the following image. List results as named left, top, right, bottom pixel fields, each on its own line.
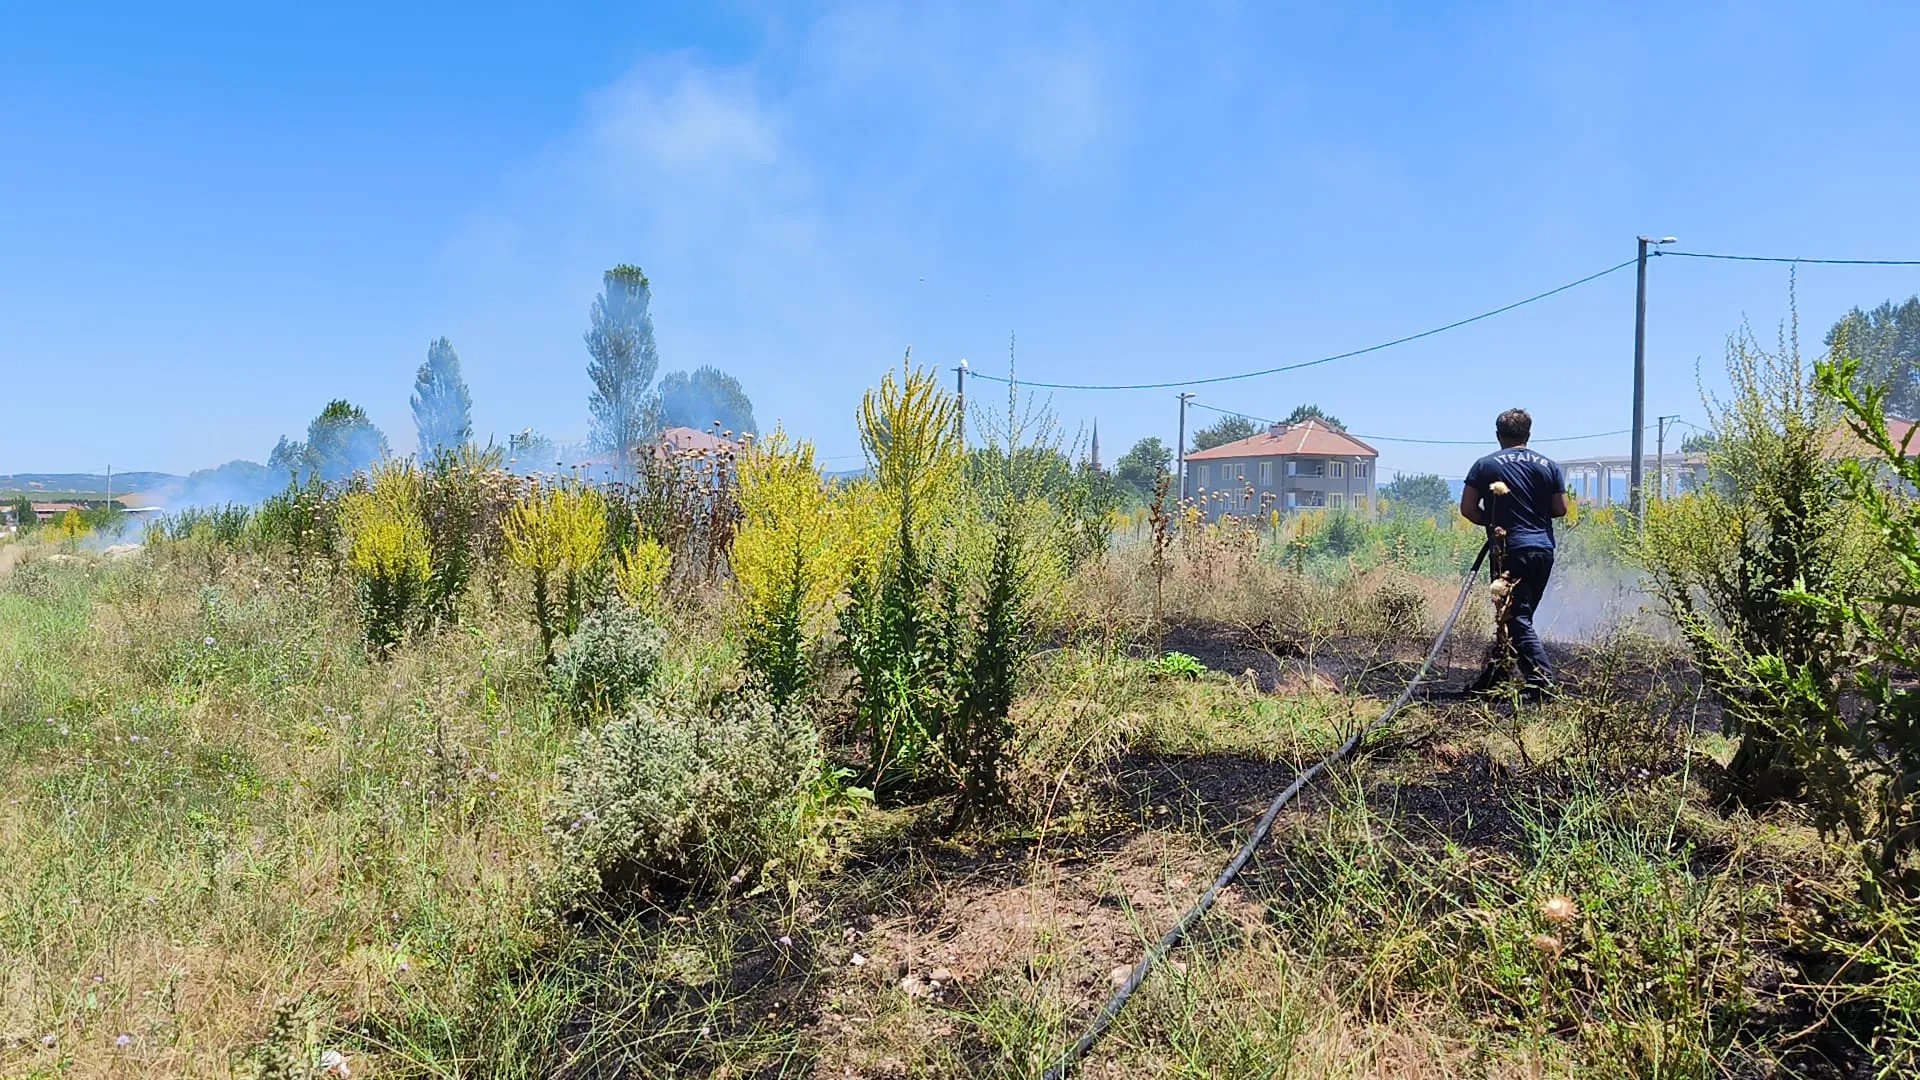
left=1459, top=407, right=1569, bottom=700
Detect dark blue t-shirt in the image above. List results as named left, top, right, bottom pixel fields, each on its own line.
left=1465, top=446, right=1565, bottom=551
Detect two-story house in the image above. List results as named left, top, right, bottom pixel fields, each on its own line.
left=1182, top=419, right=1379, bottom=520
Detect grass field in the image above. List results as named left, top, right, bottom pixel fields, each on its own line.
left=0, top=513, right=1910, bottom=1079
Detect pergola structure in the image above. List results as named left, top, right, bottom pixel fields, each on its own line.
left=1555, top=452, right=1708, bottom=507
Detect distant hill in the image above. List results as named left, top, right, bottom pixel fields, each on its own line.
left=0, top=472, right=182, bottom=497
left=0, top=464, right=279, bottom=509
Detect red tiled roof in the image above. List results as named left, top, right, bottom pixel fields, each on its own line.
left=657, top=426, right=740, bottom=454
left=1820, top=415, right=1918, bottom=459
left=1184, top=419, right=1378, bottom=461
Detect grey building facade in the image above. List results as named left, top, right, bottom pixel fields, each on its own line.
left=1181, top=419, right=1379, bottom=520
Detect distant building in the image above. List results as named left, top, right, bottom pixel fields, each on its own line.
left=655, top=426, right=742, bottom=456
left=30, top=502, right=88, bottom=523
left=1182, top=419, right=1379, bottom=519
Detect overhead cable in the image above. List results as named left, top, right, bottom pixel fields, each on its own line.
left=1184, top=400, right=1647, bottom=446
left=1658, top=251, right=1920, bottom=266
left=966, top=258, right=1640, bottom=390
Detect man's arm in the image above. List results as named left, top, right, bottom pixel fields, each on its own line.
left=1551, top=490, right=1570, bottom=518
left=1459, top=483, right=1487, bottom=526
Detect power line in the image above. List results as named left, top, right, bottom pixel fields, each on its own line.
left=967, top=257, right=1640, bottom=391
left=1185, top=400, right=1647, bottom=446
left=1659, top=251, right=1920, bottom=267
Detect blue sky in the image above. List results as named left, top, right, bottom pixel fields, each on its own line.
left=5, top=1, right=1920, bottom=481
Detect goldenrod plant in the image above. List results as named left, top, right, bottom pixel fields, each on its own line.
left=338, top=460, right=433, bottom=651
left=732, top=429, right=855, bottom=707
left=505, top=479, right=608, bottom=663
left=839, top=359, right=966, bottom=791
left=52, top=508, right=92, bottom=547
left=612, top=536, right=672, bottom=614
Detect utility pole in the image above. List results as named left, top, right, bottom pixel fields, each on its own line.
left=1176, top=393, right=1194, bottom=501
left=1630, top=235, right=1677, bottom=518
left=955, top=359, right=968, bottom=450
left=1654, top=414, right=1680, bottom=502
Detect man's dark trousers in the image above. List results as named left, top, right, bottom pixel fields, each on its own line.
left=1502, top=546, right=1555, bottom=686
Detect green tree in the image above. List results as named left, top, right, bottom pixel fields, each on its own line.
left=1680, top=431, right=1718, bottom=454
left=1189, top=414, right=1256, bottom=452
left=1380, top=472, right=1452, bottom=517
left=8, top=496, right=33, bottom=533
left=586, top=265, right=661, bottom=478
left=176, top=460, right=275, bottom=505
left=652, top=365, right=757, bottom=436
left=1827, top=297, right=1920, bottom=419
left=1283, top=403, right=1344, bottom=430
left=411, top=336, right=473, bottom=458
left=1113, top=436, right=1172, bottom=503
left=271, top=400, right=389, bottom=484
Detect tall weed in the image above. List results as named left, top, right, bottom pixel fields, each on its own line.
left=1636, top=307, right=1873, bottom=800
left=505, top=481, right=608, bottom=663
left=338, top=461, right=433, bottom=651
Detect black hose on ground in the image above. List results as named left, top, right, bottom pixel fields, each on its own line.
left=1038, top=541, right=1491, bottom=1080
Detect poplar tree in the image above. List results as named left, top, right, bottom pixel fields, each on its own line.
left=586, top=265, right=661, bottom=477
left=411, top=337, right=473, bottom=458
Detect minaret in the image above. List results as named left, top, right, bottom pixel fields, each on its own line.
left=1090, top=419, right=1102, bottom=472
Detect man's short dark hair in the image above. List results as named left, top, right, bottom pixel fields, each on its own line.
left=1495, top=408, right=1532, bottom=445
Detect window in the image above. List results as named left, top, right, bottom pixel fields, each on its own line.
left=1286, top=491, right=1297, bottom=509
left=1286, top=460, right=1297, bottom=477
left=1198, top=464, right=1210, bottom=489
left=1331, top=461, right=1345, bottom=479
left=1354, top=494, right=1369, bottom=511
left=1330, top=492, right=1344, bottom=508
left=1258, top=461, right=1272, bottom=486
left=1355, top=461, right=1369, bottom=478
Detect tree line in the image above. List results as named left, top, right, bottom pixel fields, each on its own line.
left=192, top=266, right=763, bottom=502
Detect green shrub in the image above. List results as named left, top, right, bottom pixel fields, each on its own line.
left=250, top=476, right=335, bottom=558
left=1361, top=572, right=1429, bottom=642
left=547, top=602, right=664, bottom=720
left=546, top=690, right=819, bottom=903
left=1152, top=651, right=1206, bottom=679
left=420, top=443, right=515, bottom=618
left=1758, top=353, right=1920, bottom=898
left=1634, top=311, right=1872, bottom=801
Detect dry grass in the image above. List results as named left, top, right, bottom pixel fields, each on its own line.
left=0, top=529, right=1908, bottom=1079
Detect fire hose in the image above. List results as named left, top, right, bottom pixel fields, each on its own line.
left=1039, top=540, right=1492, bottom=1080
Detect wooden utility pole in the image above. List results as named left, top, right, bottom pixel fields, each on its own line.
left=1655, top=414, right=1681, bottom=501
left=955, top=359, right=968, bottom=450
left=1630, top=234, right=1676, bottom=517
left=1176, top=393, right=1194, bottom=501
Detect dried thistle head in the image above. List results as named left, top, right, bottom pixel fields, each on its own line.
left=1539, top=895, right=1578, bottom=924
left=1488, top=480, right=1511, bottom=497
left=1531, top=933, right=1563, bottom=956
